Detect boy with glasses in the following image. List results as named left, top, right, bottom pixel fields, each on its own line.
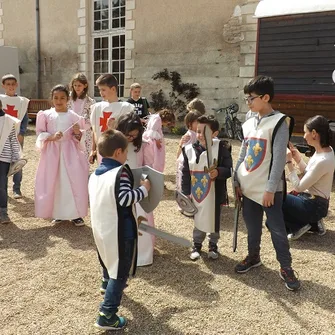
left=234, top=75, right=300, bottom=291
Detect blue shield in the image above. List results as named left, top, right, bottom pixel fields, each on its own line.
left=191, top=171, right=212, bottom=203
left=244, top=137, right=267, bottom=172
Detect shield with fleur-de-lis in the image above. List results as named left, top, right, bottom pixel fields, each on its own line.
left=191, top=171, right=212, bottom=203
left=244, top=137, right=267, bottom=172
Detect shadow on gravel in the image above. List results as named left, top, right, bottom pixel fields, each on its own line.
left=0, top=221, right=95, bottom=260
left=202, top=255, right=335, bottom=316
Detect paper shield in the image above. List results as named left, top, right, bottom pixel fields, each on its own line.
left=7, top=159, right=27, bottom=177
left=131, top=165, right=164, bottom=213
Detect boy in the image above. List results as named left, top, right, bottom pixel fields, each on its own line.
left=127, top=82, right=151, bottom=122
left=181, top=115, right=232, bottom=260
left=0, top=74, right=29, bottom=199
left=89, top=129, right=151, bottom=330
left=90, top=74, right=134, bottom=163
left=0, top=99, right=21, bottom=223
left=234, top=75, right=301, bottom=291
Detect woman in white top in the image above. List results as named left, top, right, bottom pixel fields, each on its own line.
left=283, top=115, right=335, bottom=240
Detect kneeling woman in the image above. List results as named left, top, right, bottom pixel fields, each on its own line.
left=283, top=115, right=335, bottom=240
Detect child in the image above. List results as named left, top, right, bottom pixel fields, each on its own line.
left=127, top=83, right=151, bottom=122
left=181, top=115, right=232, bottom=260
left=143, top=109, right=175, bottom=172
left=90, top=74, right=134, bottom=163
left=234, top=75, right=301, bottom=291
left=116, top=112, right=155, bottom=266
left=176, top=110, right=201, bottom=195
left=68, top=73, right=95, bottom=160
left=0, top=74, right=30, bottom=199
left=35, top=85, right=89, bottom=226
left=186, top=98, right=206, bottom=115
left=88, top=129, right=151, bottom=330
left=0, top=99, right=21, bottom=223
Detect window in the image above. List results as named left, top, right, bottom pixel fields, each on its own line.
left=92, top=0, right=126, bottom=97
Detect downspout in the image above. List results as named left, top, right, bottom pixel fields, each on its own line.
left=36, top=0, right=41, bottom=98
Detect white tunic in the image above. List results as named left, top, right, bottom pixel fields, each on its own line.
left=185, top=139, right=220, bottom=233
left=237, top=112, right=287, bottom=205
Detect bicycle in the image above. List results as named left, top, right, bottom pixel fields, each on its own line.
left=212, top=103, right=243, bottom=142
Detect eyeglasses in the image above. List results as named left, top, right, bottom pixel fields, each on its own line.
left=243, top=95, right=263, bottom=104
left=126, top=133, right=138, bottom=140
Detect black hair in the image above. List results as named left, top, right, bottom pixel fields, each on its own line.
left=197, top=114, right=220, bottom=133
left=244, top=75, right=274, bottom=102
left=116, top=112, right=144, bottom=152
left=305, top=115, right=331, bottom=148
left=98, top=129, right=128, bottom=157
left=50, top=84, right=70, bottom=98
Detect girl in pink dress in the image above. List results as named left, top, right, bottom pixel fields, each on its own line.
left=35, top=85, right=89, bottom=226
left=68, top=73, right=95, bottom=160
left=142, top=109, right=175, bottom=173
left=116, top=112, right=156, bottom=266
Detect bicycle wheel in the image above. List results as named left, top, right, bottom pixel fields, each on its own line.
left=225, top=118, right=234, bottom=139
left=233, top=118, right=244, bottom=141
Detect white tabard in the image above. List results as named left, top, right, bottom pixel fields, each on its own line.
left=89, top=165, right=137, bottom=279
left=184, top=139, right=220, bottom=233
left=237, top=112, right=288, bottom=205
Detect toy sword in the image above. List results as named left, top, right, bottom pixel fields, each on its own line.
left=137, top=216, right=192, bottom=248
left=231, top=168, right=242, bottom=252
left=204, top=125, right=217, bottom=172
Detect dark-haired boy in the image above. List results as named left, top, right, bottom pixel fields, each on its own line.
left=0, top=99, right=21, bottom=223
left=0, top=74, right=29, bottom=199
left=181, top=115, right=232, bottom=260
left=234, top=75, right=301, bottom=291
left=90, top=74, right=134, bottom=163
left=89, top=129, right=150, bottom=330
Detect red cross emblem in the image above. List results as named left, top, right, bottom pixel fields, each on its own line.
left=99, top=111, right=115, bottom=132
left=4, top=104, right=18, bottom=118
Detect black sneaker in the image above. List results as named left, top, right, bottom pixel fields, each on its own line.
left=94, top=312, right=127, bottom=330
left=279, top=267, right=301, bottom=291
left=71, top=218, right=85, bottom=227
left=235, top=255, right=262, bottom=273
left=310, top=219, right=327, bottom=236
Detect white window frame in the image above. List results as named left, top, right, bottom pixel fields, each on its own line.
left=92, top=0, right=126, bottom=99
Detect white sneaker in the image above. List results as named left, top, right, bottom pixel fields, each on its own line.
left=288, top=224, right=312, bottom=241
left=190, top=248, right=201, bottom=261
left=208, top=250, right=219, bottom=260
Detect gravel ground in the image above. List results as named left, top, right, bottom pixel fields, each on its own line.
left=0, top=126, right=334, bottom=335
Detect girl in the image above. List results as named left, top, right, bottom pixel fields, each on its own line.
left=143, top=109, right=175, bottom=173
left=35, top=85, right=89, bottom=226
left=116, top=112, right=155, bottom=266
left=176, top=110, right=201, bottom=195
left=283, top=115, right=335, bottom=240
left=68, top=73, right=95, bottom=160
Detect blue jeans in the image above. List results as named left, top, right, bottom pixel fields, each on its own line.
left=283, top=193, right=329, bottom=234
left=242, top=193, right=292, bottom=268
left=100, top=239, right=135, bottom=317
left=0, top=161, right=10, bottom=210
left=13, top=140, right=23, bottom=193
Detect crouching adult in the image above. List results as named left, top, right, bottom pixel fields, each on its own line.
left=283, top=115, right=335, bottom=240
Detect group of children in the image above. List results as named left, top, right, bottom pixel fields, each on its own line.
left=0, top=72, right=306, bottom=330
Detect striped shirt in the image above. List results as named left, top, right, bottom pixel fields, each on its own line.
left=0, top=122, right=20, bottom=163
left=118, top=168, right=148, bottom=207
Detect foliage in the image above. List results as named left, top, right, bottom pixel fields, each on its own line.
left=150, top=69, right=200, bottom=121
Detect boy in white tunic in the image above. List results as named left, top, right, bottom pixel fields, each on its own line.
left=89, top=129, right=150, bottom=331
left=181, top=115, right=232, bottom=260
left=235, top=75, right=301, bottom=291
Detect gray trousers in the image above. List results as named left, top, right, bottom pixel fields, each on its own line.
left=193, top=227, right=220, bottom=247
left=242, top=193, right=292, bottom=268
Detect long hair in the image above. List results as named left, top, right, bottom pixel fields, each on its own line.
left=116, top=112, right=144, bottom=152
left=70, top=73, right=89, bottom=101
left=305, top=115, right=331, bottom=148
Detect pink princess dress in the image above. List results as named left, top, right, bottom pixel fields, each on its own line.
left=35, top=108, right=89, bottom=220
left=126, top=140, right=156, bottom=266
left=142, top=114, right=165, bottom=173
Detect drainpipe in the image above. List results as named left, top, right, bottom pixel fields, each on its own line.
left=36, top=0, right=41, bottom=98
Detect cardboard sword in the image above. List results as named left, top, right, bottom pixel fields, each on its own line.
left=204, top=125, right=217, bottom=172
left=137, top=216, right=192, bottom=248
left=231, top=167, right=242, bottom=252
